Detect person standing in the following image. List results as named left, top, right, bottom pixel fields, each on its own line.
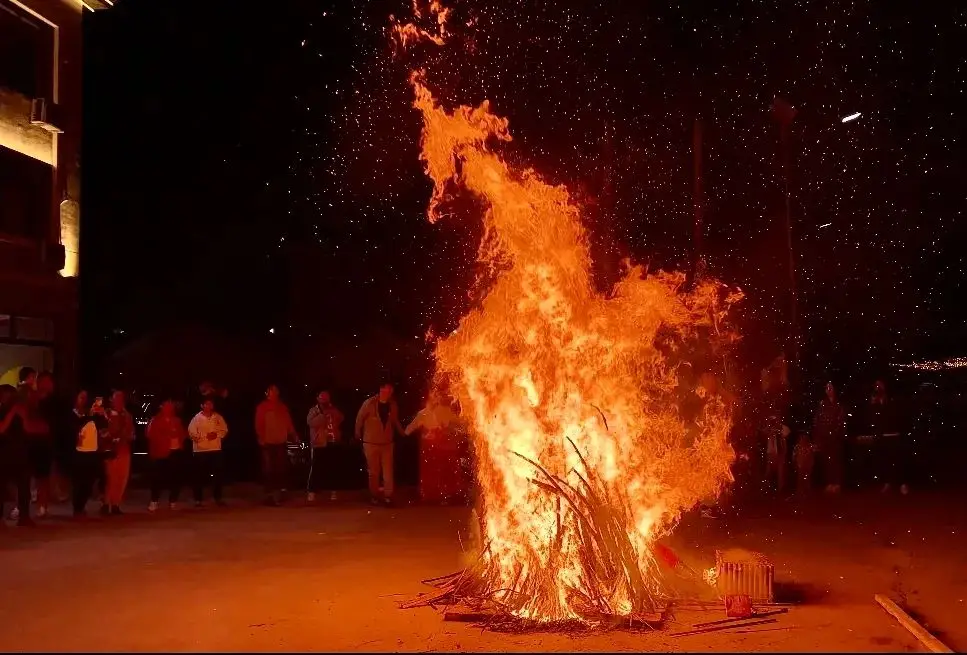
left=0, top=384, right=32, bottom=526
left=21, top=369, right=55, bottom=518
left=355, top=382, right=404, bottom=507
left=102, top=390, right=135, bottom=515
left=868, top=380, right=907, bottom=495
left=37, top=371, right=71, bottom=504
left=255, top=384, right=298, bottom=506
left=72, top=393, right=106, bottom=518
left=405, top=393, right=466, bottom=505
left=146, top=399, right=189, bottom=512
left=812, top=381, right=847, bottom=494
left=306, top=390, right=344, bottom=502
left=187, top=398, right=228, bottom=507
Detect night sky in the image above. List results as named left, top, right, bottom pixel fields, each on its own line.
left=81, top=0, right=965, bottom=392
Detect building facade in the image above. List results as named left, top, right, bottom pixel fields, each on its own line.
left=0, top=0, right=111, bottom=388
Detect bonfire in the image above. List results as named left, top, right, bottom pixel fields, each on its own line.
left=392, top=1, right=742, bottom=629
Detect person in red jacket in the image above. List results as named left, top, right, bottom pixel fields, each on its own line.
left=255, top=384, right=299, bottom=506
left=146, top=399, right=189, bottom=512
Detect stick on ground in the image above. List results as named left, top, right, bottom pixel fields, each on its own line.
left=873, top=594, right=953, bottom=654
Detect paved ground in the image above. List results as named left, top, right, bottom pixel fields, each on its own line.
left=0, top=486, right=962, bottom=652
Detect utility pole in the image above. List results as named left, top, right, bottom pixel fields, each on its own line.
left=772, top=96, right=799, bottom=394
left=693, top=118, right=706, bottom=278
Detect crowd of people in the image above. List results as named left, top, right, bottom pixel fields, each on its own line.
left=1, top=357, right=929, bottom=529
left=745, top=362, right=913, bottom=499
left=0, top=368, right=472, bottom=527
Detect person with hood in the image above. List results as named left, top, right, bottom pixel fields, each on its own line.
left=305, top=390, right=345, bottom=502
left=255, top=384, right=298, bottom=506
left=146, top=398, right=189, bottom=512
left=812, top=381, right=848, bottom=494
left=355, top=382, right=404, bottom=507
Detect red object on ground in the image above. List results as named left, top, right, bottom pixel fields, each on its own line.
left=725, top=594, right=753, bottom=618
left=419, top=428, right=468, bottom=503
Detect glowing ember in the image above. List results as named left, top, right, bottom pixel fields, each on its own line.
left=395, top=2, right=740, bottom=624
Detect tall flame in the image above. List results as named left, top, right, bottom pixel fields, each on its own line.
left=395, top=3, right=739, bottom=622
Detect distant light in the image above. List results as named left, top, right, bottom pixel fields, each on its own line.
left=841, top=112, right=862, bottom=123
left=892, top=356, right=967, bottom=371
left=819, top=222, right=832, bottom=229
left=269, top=328, right=275, bottom=334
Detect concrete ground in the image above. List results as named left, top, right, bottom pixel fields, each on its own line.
left=0, top=485, right=962, bottom=652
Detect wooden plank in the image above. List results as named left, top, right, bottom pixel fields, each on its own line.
left=873, top=594, right=952, bottom=654
left=671, top=618, right=778, bottom=637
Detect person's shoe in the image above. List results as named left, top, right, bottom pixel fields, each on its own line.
left=169, top=502, right=179, bottom=511
left=100, top=504, right=111, bottom=516
left=307, top=492, right=317, bottom=503
left=370, top=497, right=381, bottom=507
left=148, top=501, right=159, bottom=513
left=111, top=506, right=123, bottom=516
left=8, top=507, right=19, bottom=521
left=17, top=516, right=36, bottom=527
left=37, top=505, right=48, bottom=519
left=900, top=484, right=910, bottom=495
left=383, top=497, right=395, bottom=508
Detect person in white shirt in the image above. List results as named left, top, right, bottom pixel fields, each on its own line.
left=187, top=398, right=228, bottom=507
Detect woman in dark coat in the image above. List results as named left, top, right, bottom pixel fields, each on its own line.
left=812, top=381, right=847, bottom=493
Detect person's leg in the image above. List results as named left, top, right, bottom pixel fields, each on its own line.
left=306, top=447, right=318, bottom=499
left=212, top=451, right=225, bottom=503
left=103, top=456, right=118, bottom=507
left=382, top=443, right=395, bottom=501
left=274, top=445, right=288, bottom=498
left=28, top=440, right=52, bottom=515
left=169, top=450, right=185, bottom=504
left=15, top=456, right=32, bottom=524
left=193, top=453, right=207, bottom=503
left=72, top=453, right=92, bottom=515
left=115, top=453, right=131, bottom=510
left=149, top=457, right=164, bottom=504
left=260, top=446, right=274, bottom=499
left=363, top=444, right=381, bottom=500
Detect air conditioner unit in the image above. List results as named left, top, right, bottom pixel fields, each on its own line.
left=29, top=98, right=64, bottom=134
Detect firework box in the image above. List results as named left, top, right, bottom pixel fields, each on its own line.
left=724, top=594, right=753, bottom=618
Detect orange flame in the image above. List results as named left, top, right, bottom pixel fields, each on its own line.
left=391, top=0, right=450, bottom=50
left=395, top=5, right=739, bottom=623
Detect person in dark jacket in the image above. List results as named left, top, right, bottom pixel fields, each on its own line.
left=866, top=379, right=908, bottom=494
left=812, top=381, right=847, bottom=493
left=0, top=384, right=33, bottom=526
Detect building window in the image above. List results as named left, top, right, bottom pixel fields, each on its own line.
left=0, top=0, right=54, bottom=101
left=0, top=144, right=51, bottom=239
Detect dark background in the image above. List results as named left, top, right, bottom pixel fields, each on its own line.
left=80, top=0, right=965, bottom=414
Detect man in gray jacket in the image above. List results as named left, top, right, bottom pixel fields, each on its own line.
left=354, top=382, right=404, bottom=506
